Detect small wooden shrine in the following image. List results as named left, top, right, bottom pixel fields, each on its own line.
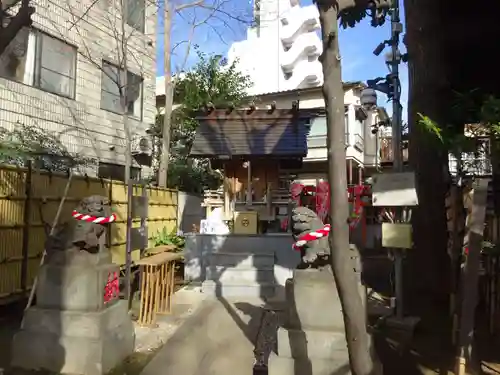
left=189, top=105, right=313, bottom=226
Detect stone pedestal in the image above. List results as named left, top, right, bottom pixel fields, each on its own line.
left=269, top=268, right=352, bottom=375
left=11, top=251, right=135, bottom=375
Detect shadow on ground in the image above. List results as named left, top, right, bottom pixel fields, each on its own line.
left=0, top=300, right=24, bottom=372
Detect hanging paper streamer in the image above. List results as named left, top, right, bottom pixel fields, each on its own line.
left=290, top=183, right=304, bottom=206
left=315, top=180, right=330, bottom=223
left=348, top=185, right=371, bottom=229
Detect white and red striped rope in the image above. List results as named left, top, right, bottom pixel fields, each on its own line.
left=72, top=210, right=117, bottom=224
left=292, top=224, right=331, bottom=251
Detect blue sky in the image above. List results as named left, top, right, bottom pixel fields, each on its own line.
left=157, top=0, right=408, bottom=119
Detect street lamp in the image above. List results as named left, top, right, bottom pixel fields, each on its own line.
left=360, top=87, right=377, bottom=110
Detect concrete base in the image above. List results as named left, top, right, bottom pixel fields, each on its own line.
left=268, top=352, right=351, bottom=375
left=37, top=262, right=119, bottom=312
left=285, top=269, right=345, bottom=331
left=276, top=327, right=347, bottom=360
left=270, top=268, right=355, bottom=375
left=11, top=300, right=134, bottom=375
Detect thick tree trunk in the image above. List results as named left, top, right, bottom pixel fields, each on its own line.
left=404, top=0, right=451, bottom=321
left=317, top=3, right=379, bottom=374
left=0, top=0, right=35, bottom=56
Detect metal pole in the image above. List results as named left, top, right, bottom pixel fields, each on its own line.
left=389, top=0, right=404, bottom=319
left=21, top=160, right=32, bottom=292
left=125, top=175, right=133, bottom=309
left=391, top=0, right=402, bottom=171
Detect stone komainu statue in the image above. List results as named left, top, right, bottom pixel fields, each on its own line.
left=45, top=195, right=113, bottom=263
left=291, top=206, right=330, bottom=268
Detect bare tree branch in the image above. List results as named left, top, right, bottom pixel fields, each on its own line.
left=67, top=0, right=99, bottom=30
left=175, top=0, right=204, bottom=12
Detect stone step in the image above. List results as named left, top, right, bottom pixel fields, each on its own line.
left=202, top=280, right=275, bottom=298
left=206, top=267, right=275, bottom=283
left=207, top=252, right=274, bottom=269
left=268, top=352, right=350, bottom=375
left=277, top=327, right=347, bottom=360
left=207, top=235, right=292, bottom=255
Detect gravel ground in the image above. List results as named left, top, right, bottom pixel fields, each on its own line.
left=132, top=302, right=202, bottom=354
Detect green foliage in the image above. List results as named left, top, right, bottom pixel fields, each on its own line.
left=481, top=96, right=500, bottom=136
left=0, top=122, right=96, bottom=172
left=418, top=94, right=500, bottom=148
left=173, top=49, right=252, bottom=111
left=152, top=227, right=185, bottom=250
left=156, top=47, right=252, bottom=193
left=417, top=113, right=444, bottom=143
left=167, top=159, right=222, bottom=194
left=418, top=94, right=500, bottom=176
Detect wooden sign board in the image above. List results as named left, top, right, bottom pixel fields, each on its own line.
left=131, top=225, right=148, bottom=250
left=372, top=172, right=419, bottom=207
left=131, top=195, right=148, bottom=219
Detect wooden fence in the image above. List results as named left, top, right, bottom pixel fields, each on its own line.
left=0, top=165, right=178, bottom=302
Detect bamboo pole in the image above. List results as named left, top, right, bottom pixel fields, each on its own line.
left=24, top=171, right=74, bottom=312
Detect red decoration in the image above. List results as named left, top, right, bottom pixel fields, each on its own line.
left=72, top=210, right=117, bottom=224
left=293, top=224, right=331, bottom=251
left=290, top=183, right=304, bottom=205
left=103, top=271, right=120, bottom=303
left=285, top=181, right=372, bottom=234
left=315, top=181, right=330, bottom=223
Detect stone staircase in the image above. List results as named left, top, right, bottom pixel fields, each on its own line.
left=202, top=252, right=276, bottom=298
left=185, top=234, right=297, bottom=300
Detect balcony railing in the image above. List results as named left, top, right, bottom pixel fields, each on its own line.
left=354, top=133, right=364, bottom=151
left=307, top=133, right=350, bottom=149
left=308, top=135, right=327, bottom=148
left=449, top=153, right=492, bottom=176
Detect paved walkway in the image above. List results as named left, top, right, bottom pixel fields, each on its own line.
left=140, top=297, right=267, bottom=375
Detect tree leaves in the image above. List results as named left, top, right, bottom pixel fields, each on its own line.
left=159, top=48, right=252, bottom=193
left=0, top=122, right=95, bottom=172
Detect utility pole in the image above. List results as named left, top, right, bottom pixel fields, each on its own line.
left=388, top=0, right=404, bottom=319
left=390, top=0, right=402, bottom=172
left=119, top=0, right=133, bottom=307
left=157, top=1, right=173, bottom=188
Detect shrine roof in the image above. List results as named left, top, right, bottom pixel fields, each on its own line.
left=189, top=108, right=314, bottom=158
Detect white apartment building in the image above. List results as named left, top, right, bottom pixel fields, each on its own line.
left=228, top=0, right=323, bottom=95
left=0, top=0, right=157, bottom=180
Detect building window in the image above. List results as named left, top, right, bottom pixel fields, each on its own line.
left=309, top=116, right=326, bottom=136
left=126, top=0, right=145, bottom=33
left=98, top=162, right=141, bottom=182
left=100, top=61, right=143, bottom=119
left=0, top=28, right=77, bottom=98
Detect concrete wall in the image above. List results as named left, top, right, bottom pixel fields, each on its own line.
left=0, top=0, right=157, bottom=175
left=184, top=234, right=300, bottom=288
left=177, top=192, right=204, bottom=233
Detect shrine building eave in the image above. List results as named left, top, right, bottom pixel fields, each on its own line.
left=189, top=108, right=317, bottom=159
